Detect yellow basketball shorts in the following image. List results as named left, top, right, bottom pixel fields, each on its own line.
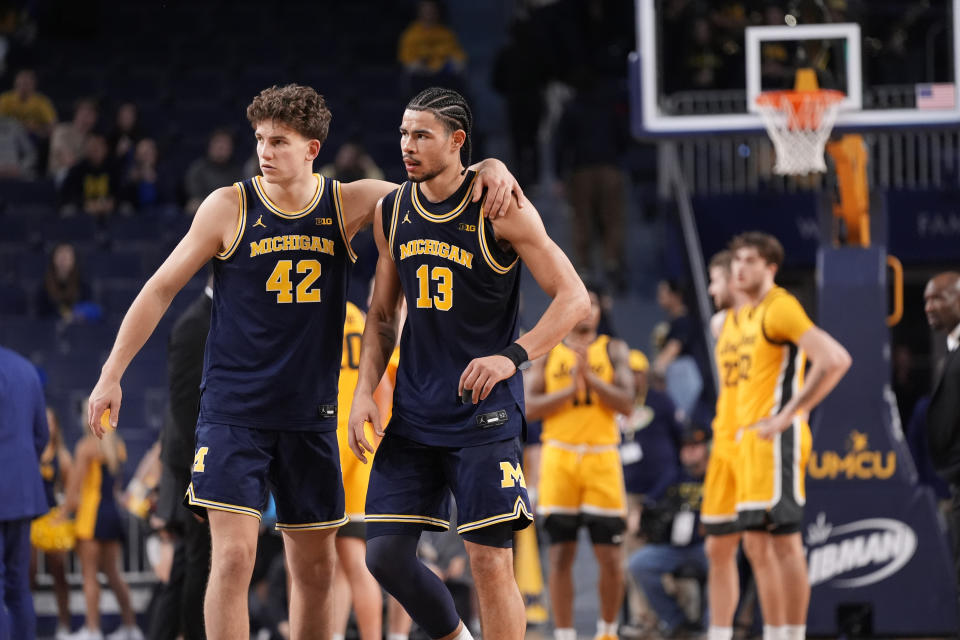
left=337, top=420, right=380, bottom=521
left=537, top=440, right=627, bottom=518
left=701, top=440, right=740, bottom=536
left=736, top=418, right=812, bottom=530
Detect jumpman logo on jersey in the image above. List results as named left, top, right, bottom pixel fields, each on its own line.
left=402, top=211, right=412, bottom=224
left=252, top=215, right=267, bottom=229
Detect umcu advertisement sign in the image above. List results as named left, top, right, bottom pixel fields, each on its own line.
left=808, top=430, right=897, bottom=481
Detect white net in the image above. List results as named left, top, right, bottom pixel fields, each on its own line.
left=756, top=91, right=844, bottom=175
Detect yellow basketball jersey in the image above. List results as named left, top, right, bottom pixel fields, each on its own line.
left=338, top=302, right=365, bottom=428
left=542, top=335, right=618, bottom=446
left=735, top=287, right=814, bottom=428
left=712, top=310, right=742, bottom=446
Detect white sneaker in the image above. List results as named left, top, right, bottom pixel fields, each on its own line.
left=67, top=629, right=104, bottom=640
left=106, top=626, right=144, bottom=640
left=55, top=627, right=73, bottom=640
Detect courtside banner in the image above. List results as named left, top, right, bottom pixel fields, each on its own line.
left=887, top=189, right=960, bottom=264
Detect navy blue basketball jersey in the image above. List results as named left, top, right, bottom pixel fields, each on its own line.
left=200, top=174, right=357, bottom=431
left=384, top=170, right=525, bottom=447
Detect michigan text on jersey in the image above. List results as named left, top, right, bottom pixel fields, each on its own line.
left=399, top=238, right=474, bottom=269
left=249, top=235, right=336, bottom=258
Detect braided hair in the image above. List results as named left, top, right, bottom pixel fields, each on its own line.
left=406, top=87, right=473, bottom=174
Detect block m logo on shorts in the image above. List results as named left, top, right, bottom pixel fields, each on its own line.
left=193, top=447, right=209, bottom=473
left=500, top=461, right=527, bottom=489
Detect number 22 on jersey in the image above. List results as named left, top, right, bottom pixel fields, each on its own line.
left=266, top=259, right=322, bottom=303
left=415, top=264, right=453, bottom=311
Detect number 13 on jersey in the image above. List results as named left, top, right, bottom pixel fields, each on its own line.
left=266, top=259, right=322, bottom=303
left=416, top=264, right=453, bottom=311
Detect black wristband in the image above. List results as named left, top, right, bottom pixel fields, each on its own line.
left=498, top=342, right=530, bottom=371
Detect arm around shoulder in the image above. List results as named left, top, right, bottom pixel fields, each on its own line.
left=338, top=179, right=401, bottom=238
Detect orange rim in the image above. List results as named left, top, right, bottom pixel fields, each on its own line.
left=757, top=89, right=845, bottom=129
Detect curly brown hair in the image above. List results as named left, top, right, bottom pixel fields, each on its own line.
left=246, top=84, right=332, bottom=144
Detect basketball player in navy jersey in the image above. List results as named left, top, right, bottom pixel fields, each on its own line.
left=85, top=84, right=524, bottom=640
left=348, top=88, right=590, bottom=640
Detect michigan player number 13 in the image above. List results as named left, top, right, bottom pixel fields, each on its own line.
left=266, top=259, right=322, bottom=303
left=415, top=264, right=452, bottom=311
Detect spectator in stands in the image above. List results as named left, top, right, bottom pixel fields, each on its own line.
left=36, top=242, right=92, bottom=321
left=619, top=348, right=685, bottom=632
left=319, top=141, right=384, bottom=182
left=0, top=345, right=50, bottom=640
left=555, top=76, right=628, bottom=290
left=49, top=97, right=98, bottom=184
left=684, top=17, right=724, bottom=89
left=0, top=114, right=36, bottom=178
left=108, top=102, right=145, bottom=168
left=63, top=425, right=143, bottom=640
left=760, top=5, right=793, bottom=90
left=491, top=15, right=547, bottom=189
left=120, top=138, right=167, bottom=212
left=397, top=0, right=466, bottom=93
left=621, top=350, right=684, bottom=520
left=653, top=279, right=713, bottom=423
left=58, top=132, right=118, bottom=218
left=183, top=128, right=240, bottom=214
left=628, top=425, right=709, bottom=638
left=0, top=68, right=57, bottom=140
left=30, top=407, right=74, bottom=640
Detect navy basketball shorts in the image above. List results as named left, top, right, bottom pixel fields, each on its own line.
left=364, top=432, right=533, bottom=539
left=185, top=420, right=347, bottom=532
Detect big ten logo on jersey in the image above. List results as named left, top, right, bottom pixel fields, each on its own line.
left=316, top=217, right=333, bottom=226
left=500, top=461, right=527, bottom=489
left=342, top=331, right=363, bottom=370
left=193, top=447, right=210, bottom=473
left=458, top=222, right=476, bottom=232
left=808, top=430, right=896, bottom=480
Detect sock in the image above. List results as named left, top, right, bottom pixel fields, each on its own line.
left=784, top=624, right=806, bottom=640
left=763, top=625, right=786, bottom=640
left=452, top=623, right=474, bottom=640
left=332, top=634, right=345, bottom=640
left=366, top=535, right=461, bottom=639
left=387, top=635, right=409, bottom=640
left=596, top=620, right=619, bottom=637
left=554, top=628, right=577, bottom=640
left=708, top=626, right=734, bottom=640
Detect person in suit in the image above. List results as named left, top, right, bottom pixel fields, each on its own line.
left=0, top=345, right=50, bottom=640
left=149, top=277, right=213, bottom=640
left=923, top=271, right=960, bottom=587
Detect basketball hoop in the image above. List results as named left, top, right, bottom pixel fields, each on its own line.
left=756, top=88, right=844, bottom=175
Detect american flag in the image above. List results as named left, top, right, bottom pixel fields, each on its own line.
left=916, top=83, right=956, bottom=109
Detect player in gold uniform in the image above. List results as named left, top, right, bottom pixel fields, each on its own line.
left=700, top=250, right=746, bottom=640
left=730, top=232, right=851, bottom=640
left=333, top=301, right=384, bottom=640
left=525, top=289, right=634, bottom=640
